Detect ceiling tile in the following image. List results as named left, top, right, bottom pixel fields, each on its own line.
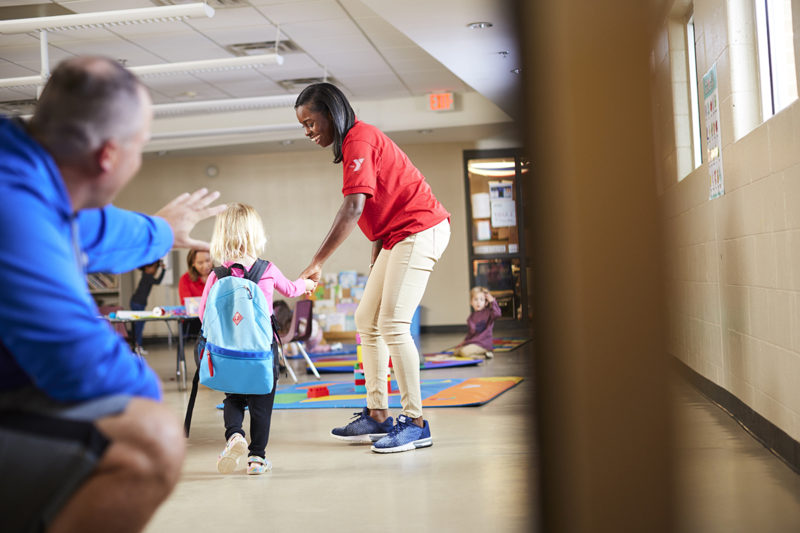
left=353, top=16, right=414, bottom=49
left=311, top=49, right=391, bottom=76
left=255, top=1, right=347, bottom=25
left=0, top=32, right=40, bottom=49
left=398, top=69, right=470, bottom=94
left=281, top=18, right=359, bottom=40
left=185, top=6, right=267, bottom=31
left=340, top=73, right=408, bottom=98
left=123, top=32, right=225, bottom=62
left=202, top=78, right=285, bottom=98
left=50, top=37, right=165, bottom=63
left=294, top=32, right=371, bottom=56
left=198, top=24, right=279, bottom=47
left=0, top=86, right=32, bottom=101
left=140, top=73, right=229, bottom=99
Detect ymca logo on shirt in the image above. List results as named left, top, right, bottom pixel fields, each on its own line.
left=350, top=158, right=365, bottom=172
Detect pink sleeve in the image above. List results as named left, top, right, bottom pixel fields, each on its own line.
left=266, top=263, right=306, bottom=298
left=197, top=272, right=217, bottom=322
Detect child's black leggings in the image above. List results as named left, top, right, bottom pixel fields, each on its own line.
left=223, top=372, right=277, bottom=458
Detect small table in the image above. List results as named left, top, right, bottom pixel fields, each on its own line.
left=106, top=315, right=200, bottom=391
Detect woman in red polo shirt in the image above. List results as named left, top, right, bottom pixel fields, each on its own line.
left=178, top=249, right=212, bottom=338
left=296, top=83, right=451, bottom=454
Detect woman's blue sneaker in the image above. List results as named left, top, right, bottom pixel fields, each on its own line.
left=331, top=407, right=394, bottom=443
left=371, top=415, right=432, bottom=453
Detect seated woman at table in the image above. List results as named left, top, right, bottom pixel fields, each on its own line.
left=178, top=249, right=212, bottom=337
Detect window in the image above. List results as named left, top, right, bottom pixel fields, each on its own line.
left=755, top=0, right=798, bottom=118
left=686, top=16, right=703, bottom=170
left=669, top=11, right=703, bottom=182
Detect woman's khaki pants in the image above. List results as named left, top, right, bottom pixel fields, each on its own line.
left=354, top=219, right=450, bottom=419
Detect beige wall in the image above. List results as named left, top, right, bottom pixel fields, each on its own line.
left=115, top=141, right=476, bottom=332
left=655, top=0, right=800, bottom=441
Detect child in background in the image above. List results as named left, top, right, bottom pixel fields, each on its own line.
left=452, top=286, right=502, bottom=358
left=198, top=203, right=315, bottom=475
left=129, top=259, right=165, bottom=355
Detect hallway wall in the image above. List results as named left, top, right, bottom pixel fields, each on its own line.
left=654, top=0, right=800, bottom=441
left=115, top=141, right=474, bottom=328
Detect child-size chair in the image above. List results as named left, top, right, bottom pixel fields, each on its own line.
left=280, top=299, right=320, bottom=380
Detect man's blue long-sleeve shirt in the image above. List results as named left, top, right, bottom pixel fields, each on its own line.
left=0, top=117, right=173, bottom=402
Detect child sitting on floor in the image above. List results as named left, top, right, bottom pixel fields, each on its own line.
left=452, top=286, right=502, bottom=358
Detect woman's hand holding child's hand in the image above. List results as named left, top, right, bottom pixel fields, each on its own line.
left=303, top=278, right=316, bottom=294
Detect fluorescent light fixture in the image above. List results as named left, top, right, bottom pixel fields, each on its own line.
left=0, top=53, right=284, bottom=90
left=151, top=123, right=299, bottom=140
left=0, top=3, right=214, bottom=34
left=153, top=94, right=299, bottom=117
left=130, top=53, right=283, bottom=77
left=468, top=160, right=516, bottom=177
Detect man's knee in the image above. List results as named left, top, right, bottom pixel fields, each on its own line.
left=98, top=399, right=186, bottom=490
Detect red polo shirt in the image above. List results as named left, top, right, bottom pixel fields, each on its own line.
left=341, top=120, right=450, bottom=249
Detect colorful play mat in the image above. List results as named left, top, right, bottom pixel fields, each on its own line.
left=270, top=376, right=524, bottom=409
left=214, top=377, right=523, bottom=410
left=294, top=337, right=531, bottom=373
left=304, top=353, right=483, bottom=373
left=491, top=337, right=532, bottom=352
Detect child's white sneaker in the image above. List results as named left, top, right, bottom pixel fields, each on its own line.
left=217, top=433, right=247, bottom=474
left=247, top=455, right=272, bottom=475
left=485, top=351, right=494, bottom=359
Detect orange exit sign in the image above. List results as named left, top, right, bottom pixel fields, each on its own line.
left=428, top=92, right=454, bottom=111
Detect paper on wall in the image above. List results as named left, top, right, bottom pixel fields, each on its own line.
left=476, top=220, right=492, bottom=240
left=471, top=193, right=491, bottom=218
left=490, top=199, right=516, bottom=227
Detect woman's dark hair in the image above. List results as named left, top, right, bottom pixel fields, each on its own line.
left=273, top=300, right=293, bottom=335
left=294, top=82, right=355, bottom=164
left=186, top=249, right=204, bottom=282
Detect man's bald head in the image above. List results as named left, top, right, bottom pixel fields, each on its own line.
left=29, top=56, right=148, bottom=166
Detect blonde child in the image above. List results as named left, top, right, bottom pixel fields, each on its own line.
left=452, top=286, right=502, bottom=358
left=198, top=203, right=315, bottom=475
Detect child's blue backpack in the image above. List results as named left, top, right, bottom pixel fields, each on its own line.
left=184, top=259, right=279, bottom=436
left=199, top=259, right=275, bottom=394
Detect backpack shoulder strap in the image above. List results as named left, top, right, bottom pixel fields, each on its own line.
left=245, top=259, right=270, bottom=284
left=213, top=265, right=231, bottom=279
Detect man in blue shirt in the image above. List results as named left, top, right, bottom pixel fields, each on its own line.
left=0, top=56, right=225, bottom=533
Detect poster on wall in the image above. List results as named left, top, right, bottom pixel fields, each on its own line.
left=703, top=63, right=725, bottom=199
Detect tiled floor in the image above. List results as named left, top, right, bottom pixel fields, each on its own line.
left=143, top=330, right=533, bottom=533
left=138, top=330, right=800, bottom=532
left=672, top=381, right=800, bottom=532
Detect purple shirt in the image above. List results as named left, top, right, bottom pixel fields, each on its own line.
left=460, top=300, right=502, bottom=351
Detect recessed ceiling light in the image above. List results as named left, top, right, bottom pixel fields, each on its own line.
left=511, top=68, right=522, bottom=75
left=467, top=21, right=493, bottom=29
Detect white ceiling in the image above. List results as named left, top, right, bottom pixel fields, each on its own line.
left=0, top=0, right=521, bottom=155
